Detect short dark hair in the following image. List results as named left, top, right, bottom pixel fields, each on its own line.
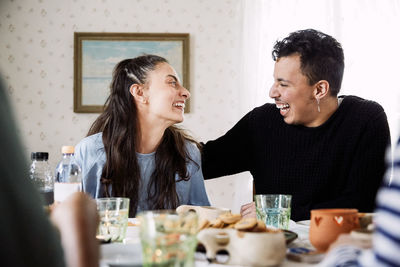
left=272, top=29, right=344, bottom=96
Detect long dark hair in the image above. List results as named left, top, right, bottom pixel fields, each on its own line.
left=88, top=55, right=198, bottom=216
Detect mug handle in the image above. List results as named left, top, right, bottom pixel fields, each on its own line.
left=176, top=205, right=198, bottom=214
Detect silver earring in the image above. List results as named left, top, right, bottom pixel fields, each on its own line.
left=316, top=98, right=320, bottom=113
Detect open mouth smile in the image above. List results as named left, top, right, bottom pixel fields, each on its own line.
left=173, top=102, right=185, bottom=110
left=276, top=103, right=290, bottom=116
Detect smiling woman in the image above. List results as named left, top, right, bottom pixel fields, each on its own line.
left=131, top=62, right=191, bottom=136
left=74, top=55, right=210, bottom=217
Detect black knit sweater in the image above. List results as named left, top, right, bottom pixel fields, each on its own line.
left=202, top=96, right=390, bottom=221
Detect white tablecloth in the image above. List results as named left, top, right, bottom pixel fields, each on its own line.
left=100, top=220, right=320, bottom=267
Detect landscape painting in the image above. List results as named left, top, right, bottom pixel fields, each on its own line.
left=74, top=32, right=189, bottom=113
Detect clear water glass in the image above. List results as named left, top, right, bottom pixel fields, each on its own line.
left=96, top=197, right=130, bottom=242
left=137, top=210, right=198, bottom=267
left=255, top=194, right=292, bottom=230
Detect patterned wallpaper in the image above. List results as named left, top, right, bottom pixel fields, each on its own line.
left=0, top=0, right=252, bottom=211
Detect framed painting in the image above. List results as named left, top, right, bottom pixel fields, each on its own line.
left=74, top=32, right=190, bottom=113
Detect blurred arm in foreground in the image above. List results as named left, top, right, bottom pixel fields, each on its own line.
left=0, top=78, right=99, bottom=267
left=51, top=192, right=99, bottom=267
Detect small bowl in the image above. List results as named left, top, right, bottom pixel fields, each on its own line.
left=197, top=228, right=286, bottom=266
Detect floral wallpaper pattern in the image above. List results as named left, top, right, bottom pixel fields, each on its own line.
left=0, top=0, right=252, bottom=211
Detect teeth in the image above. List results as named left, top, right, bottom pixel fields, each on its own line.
left=173, top=102, right=185, bottom=108
left=276, top=103, right=290, bottom=109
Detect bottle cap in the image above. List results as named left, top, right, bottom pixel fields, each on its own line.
left=31, top=152, right=49, bottom=160
left=61, top=146, right=75, bottom=154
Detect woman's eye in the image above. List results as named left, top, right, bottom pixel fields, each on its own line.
left=279, top=83, right=288, bottom=87
left=168, top=81, right=177, bottom=87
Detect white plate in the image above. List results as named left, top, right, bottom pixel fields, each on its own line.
left=289, top=220, right=297, bottom=228
left=100, top=243, right=142, bottom=267
left=296, top=220, right=310, bottom=226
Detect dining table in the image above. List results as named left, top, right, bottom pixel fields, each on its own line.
left=99, top=219, right=321, bottom=267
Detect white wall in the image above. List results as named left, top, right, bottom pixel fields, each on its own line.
left=0, top=0, right=244, bottom=166
left=6, top=1, right=396, bottom=212
left=0, top=0, right=253, bottom=211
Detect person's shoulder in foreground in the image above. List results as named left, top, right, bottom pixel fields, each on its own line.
left=321, top=137, right=400, bottom=267
left=0, top=79, right=66, bottom=267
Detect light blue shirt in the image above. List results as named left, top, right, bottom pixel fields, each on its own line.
left=75, top=132, right=210, bottom=213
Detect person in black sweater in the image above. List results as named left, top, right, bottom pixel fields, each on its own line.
left=201, top=29, right=390, bottom=221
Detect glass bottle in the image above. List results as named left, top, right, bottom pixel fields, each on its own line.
left=54, top=146, right=82, bottom=202
left=30, top=152, right=54, bottom=205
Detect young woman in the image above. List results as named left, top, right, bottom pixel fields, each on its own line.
left=75, top=55, right=210, bottom=216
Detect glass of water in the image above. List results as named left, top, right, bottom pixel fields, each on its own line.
left=255, top=194, right=292, bottom=230
left=137, top=210, right=198, bottom=267
left=96, top=197, right=130, bottom=242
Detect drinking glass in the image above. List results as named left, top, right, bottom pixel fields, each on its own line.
left=255, top=194, right=292, bottom=230
left=137, top=210, right=198, bottom=267
left=96, top=197, right=130, bottom=242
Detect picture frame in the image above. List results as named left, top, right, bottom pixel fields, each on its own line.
left=74, top=32, right=190, bottom=113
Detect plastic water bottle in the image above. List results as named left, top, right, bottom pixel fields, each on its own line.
left=54, top=146, right=82, bottom=202
left=29, top=152, right=54, bottom=205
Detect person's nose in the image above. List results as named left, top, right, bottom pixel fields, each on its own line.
left=180, top=85, right=190, bottom=99
left=269, top=83, right=279, bottom=99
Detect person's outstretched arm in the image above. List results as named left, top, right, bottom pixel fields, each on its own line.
left=202, top=110, right=254, bottom=179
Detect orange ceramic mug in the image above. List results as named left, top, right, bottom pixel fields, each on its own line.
left=309, top=209, right=360, bottom=252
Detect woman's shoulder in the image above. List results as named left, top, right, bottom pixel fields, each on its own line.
left=182, top=139, right=202, bottom=166
left=75, top=132, right=106, bottom=175
left=184, top=139, right=201, bottom=157
left=75, top=132, right=105, bottom=156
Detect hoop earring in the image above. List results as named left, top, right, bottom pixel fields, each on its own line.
left=316, top=98, right=321, bottom=113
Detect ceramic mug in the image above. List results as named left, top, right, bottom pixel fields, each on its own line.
left=309, top=208, right=360, bottom=251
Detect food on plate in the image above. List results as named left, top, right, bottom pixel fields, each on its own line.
left=251, top=219, right=268, bottom=232
left=219, top=213, right=242, bottom=224
left=198, top=219, right=211, bottom=230
left=199, top=212, right=280, bottom=233
left=209, top=218, right=225, bottom=228
left=234, top=217, right=258, bottom=230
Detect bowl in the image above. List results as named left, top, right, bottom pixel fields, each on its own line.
left=197, top=228, right=286, bottom=266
